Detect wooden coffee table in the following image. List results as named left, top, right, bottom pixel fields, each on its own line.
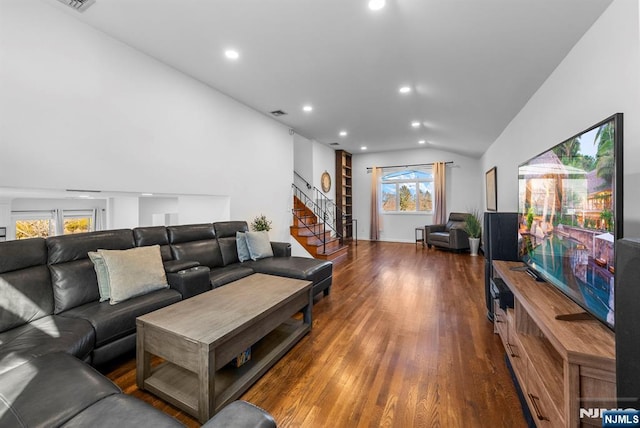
left=136, top=273, right=312, bottom=423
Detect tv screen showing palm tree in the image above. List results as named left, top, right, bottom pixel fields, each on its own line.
left=517, top=113, right=623, bottom=330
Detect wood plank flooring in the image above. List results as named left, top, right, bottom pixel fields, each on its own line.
left=104, top=241, right=526, bottom=427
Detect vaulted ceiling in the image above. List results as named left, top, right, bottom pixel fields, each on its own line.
left=49, top=0, right=612, bottom=157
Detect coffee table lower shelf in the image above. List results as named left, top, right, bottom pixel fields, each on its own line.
left=143, top=319, right=309, bottom=417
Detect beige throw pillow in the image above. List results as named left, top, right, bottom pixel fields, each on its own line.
left=92, top=245, right=169, bottom=305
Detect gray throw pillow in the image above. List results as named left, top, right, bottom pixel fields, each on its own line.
left=88, top=251, right=110, bottom=302
left=245, top=231, right=274, bottom=261
left=89, top=245, right=169, bottom=305
left=236, top=232, right=251, bottom=262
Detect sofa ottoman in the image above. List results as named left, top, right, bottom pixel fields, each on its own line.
left=249, top=256, right=333, bottom=296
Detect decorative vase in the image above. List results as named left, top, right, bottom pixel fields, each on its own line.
left=469, top=237, right=480, bottom=256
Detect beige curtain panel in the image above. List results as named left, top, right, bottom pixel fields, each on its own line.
left=433, top=162, right=446, bottom=224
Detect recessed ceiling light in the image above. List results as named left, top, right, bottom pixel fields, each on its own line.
left=224, top=49, right=239, bottom=60
left=339, top=131, right=348, bottom=137
left=141, top=193, right=153, bottom=197
left=411, top=121, right=421, bottom=128
left=303, top=105, right=313, bottom=112
left=368, top=0, right=385, bottom=11
left=418, top=140, right=426, bottom=145
left=399, top=86, right=411, bottom=94
left=361, top=146, right=368, bottom=150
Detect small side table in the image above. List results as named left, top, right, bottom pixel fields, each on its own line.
left=415, top=227, right=425, bottom=247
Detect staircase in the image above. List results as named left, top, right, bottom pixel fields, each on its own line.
left=290, top=196, right=348, bottom=261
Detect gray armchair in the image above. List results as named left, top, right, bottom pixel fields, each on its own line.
left=425, top=212, right=470, bottom=251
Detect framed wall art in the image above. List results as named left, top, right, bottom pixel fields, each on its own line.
left=485, top=167, right=497, bottom=211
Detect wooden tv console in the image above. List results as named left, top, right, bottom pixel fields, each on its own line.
left=492, top=261, right=616, bottom=428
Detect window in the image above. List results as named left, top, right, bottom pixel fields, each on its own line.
left=13, top=209, right=94, bottom=240
left=63, top=211, right=92, bottom=235
left=381, top=169, right=433, bottom=213
left=14, top=212, right=55, bottom=240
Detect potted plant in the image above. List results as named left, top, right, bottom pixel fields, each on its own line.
left=464, top=210, right=482, bottom=256
left=251, top=214, right=272, bottom=232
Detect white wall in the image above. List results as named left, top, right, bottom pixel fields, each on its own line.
left=138, top=197, right=178, bottom=227
left=0, top=0, right=293, bottom=242
left=177, top=195, right=230, bottom=225
left=106, top=197, right=139, bottom=230
left=481, top=0, right=640, bottom=237
left=312, top=142, right=336, bottom=203
left=353, top=148, right=481, bottom=243
left=293, top=134, right=314, bottom=185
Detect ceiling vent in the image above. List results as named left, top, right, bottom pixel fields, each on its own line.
left=66, top=188, right=101, bottom=193
left=329, top=142, right=340, bottom=146
left=56, top=0, right=95, bottom=12
left=270, top=110, right=287, bottom=117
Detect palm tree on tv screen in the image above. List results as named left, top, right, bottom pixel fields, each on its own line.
left=594, top=122, right=615, bottom=187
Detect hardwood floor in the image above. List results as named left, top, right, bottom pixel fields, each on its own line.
left=104, top=241, right=526, bottom=427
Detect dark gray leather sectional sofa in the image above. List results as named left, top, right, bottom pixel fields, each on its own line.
left=0, top=220, right=331, bottom=427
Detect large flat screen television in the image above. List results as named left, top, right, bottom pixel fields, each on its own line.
left=518, top=113, right=623, bottom=330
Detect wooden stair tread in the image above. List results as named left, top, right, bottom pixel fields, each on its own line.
left=316, top=245, right=347, bottom=256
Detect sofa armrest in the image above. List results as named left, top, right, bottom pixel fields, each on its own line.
left=448, top=227, right=470, bottom=249
left=425, top=224, right=446, bottom=235
left=270, top=241, right=291, bottom=257
left=201, top=401, right=276, bottom=428
left=166, top=266, right=210, bottom=299
left=163, top=259, right=200, bottom=273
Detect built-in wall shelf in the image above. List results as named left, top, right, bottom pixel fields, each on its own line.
left=335, top=150, right=352, bottom=241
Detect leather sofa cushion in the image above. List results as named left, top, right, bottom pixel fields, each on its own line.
left=429, top=232, right=451, bottom=243
left=249, top=257, right=332, bottom=285
left=213, top=221, right=249, bottom=238
left=167, top=223, right=215, bottom=244
left=448, top=212, right=470, bottom=222
left=172, top=240, right=224, bottom=269
left=445, top=220, right=465, bottom=231
left=61, top=394, right=184, bottom=427
left=47, top=230, right=136, bottom=313
left=47, top=230, right=135, bottom=264
left=0, top=315, right=95, bottom=375
left=0, top=238, right=53, bottom=333
left=209, top=265, right=255, bottom=288
left=214, top=221, right=249, bottom=266
left=0, top=237, right=47, bottom=273
left=132, top=226, right=173, bottom=262
left=90, top=333, right=137, bottom=367
left=60, top=288, right=181, bottom=347
left=0, top=352, right=120, bottom=428
left=49, top=259, right=101, bottom=314
left=0, top=264, right=53, bottom=332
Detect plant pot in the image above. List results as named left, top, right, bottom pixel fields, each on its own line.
left=469, top=237, right=480, bottom=256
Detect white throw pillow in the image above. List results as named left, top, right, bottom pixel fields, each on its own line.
left=245, top=231, right=274, bottom=261
left=91, top=245, right=169, bottom=305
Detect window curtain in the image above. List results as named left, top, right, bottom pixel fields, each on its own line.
left=92, top=208, right=105, bottom=231
left=433, top=162, right=447, bottom=224
left=370, top=166, right=381, bottom=240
